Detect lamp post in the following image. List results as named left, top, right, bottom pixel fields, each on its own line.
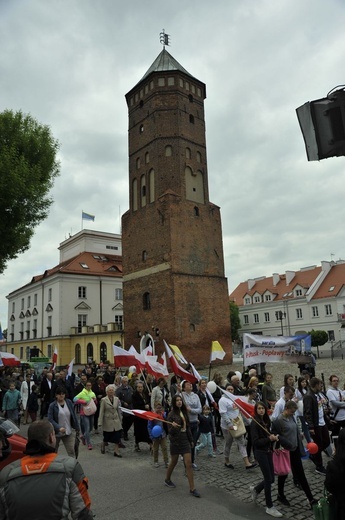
left=275, top=310, right=286, bottom=335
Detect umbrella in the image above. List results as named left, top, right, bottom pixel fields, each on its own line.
left=74, top=430, right=80, bottom=459
left=0, top=352, right=20, bottom=367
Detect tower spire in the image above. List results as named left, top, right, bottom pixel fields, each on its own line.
left=159, top=29, right=170, bottom=48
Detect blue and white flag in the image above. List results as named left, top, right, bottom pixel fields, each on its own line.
left=82, top=211, right=95, bottom=222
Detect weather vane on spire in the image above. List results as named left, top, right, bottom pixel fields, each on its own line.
left=160, top=29, right=170, bottom=48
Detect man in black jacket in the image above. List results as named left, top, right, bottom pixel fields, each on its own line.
left=303, top=377, right=330, bottom=475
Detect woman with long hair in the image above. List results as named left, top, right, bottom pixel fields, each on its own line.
left=164, top=394, right=201, bottom=497
left=250, top=402, right=282, bottom=517
left=294, top=376, right=311, bottom=442
left=325, top=427, right=345, bottom=519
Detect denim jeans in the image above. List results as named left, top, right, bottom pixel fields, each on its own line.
left=80, top=415, right=93, bottom=445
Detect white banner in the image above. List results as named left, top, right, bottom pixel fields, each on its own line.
left=243, top=333, right=311, bottom=367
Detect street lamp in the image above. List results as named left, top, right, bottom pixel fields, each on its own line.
left=275, top=311, right=286, bottom=335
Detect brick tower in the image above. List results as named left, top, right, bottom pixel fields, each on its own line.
left=122, top=46, right=232, bottom=365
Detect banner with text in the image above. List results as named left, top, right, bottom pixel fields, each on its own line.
left=243, top=333, right=311, bottom=367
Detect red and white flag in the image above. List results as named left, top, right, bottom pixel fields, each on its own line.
left=189, top=362, right=215, bottom=404
left=145, top=356, right=169, bottom=379
left=128, top=345, right=146, bottom=370
left=218, top=386, right=254, bottom=418
left=51, top=347, right=58, bottom=371
left=113, top=345, right=139, bottom=369
left=163, top=340, right=197, bottom=384
left=120, top=408, right=162, bottom=421
left=67, top=358, right=75, bottom=378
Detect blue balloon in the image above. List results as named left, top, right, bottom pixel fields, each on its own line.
left=152, top=425, right=163, bottom=438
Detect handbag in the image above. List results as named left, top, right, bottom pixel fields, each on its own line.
left=272, top=447, right=291, bottom=476
left=313, top=488, right=335, bottom=520
left=83, top=399, right=97, bottom=416
left=229, top=414, right=246, bottom=438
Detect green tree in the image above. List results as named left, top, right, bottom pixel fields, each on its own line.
left=0, top=110, right=60, bottom=273
left=230, top=301, right=241, bottom=341
left=308, top=329, right=329, bottom=358
left=308, top=329, right=329, bottom=347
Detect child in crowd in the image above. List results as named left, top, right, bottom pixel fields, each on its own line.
left=196, top=405, right=216, bottom=457
left=148, top=401, right=169, bottom=468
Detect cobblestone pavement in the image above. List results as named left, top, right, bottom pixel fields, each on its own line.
left=80, top=427, right=324, bottom=520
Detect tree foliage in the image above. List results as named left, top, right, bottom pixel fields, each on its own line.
left=308, top=329, right=329, bottom=347
left=0, top=109, right=60, bottom=273
left=229, top=301, right=241, bottom=341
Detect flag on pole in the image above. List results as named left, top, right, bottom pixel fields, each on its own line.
left=67, top=358, right=75, bottom=378
left=51, top=347, right=58, bottom=371
left=120, top=408, right=163, bottom=421
left=169, top=344, right=188, bottom=364
left=113, top=345, right=141, bottom=369
left=82, top=211, right=95, bottom=222
left=210, top=340, right=226, bottom=362
left=163, top=340, right=197, bottom=383
left=145, top=356, right=169, bottom=378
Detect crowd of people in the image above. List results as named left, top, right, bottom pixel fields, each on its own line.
left=1, top=361, right=345, bottom=516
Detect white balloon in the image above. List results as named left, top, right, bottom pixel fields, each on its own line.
left=235, top=371, right=242, bottom=379
left=129, top=365, right=136, bottom=373
left=207, top=381, right=217, bottom=393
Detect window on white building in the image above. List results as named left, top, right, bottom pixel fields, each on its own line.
left=47, top=316, right=52, bottom=337
left=21, top=298, right=24, bottom=310
left=244, top=297, right=251, bottom=305
left=115, top=315, right=123, bottom=330
left=78, top=314, right=87, bottom=333
left=296, top=308, right=303, bottom=319
left=244, top=315, right=249, bottom=324
left=27, top=296, right=31, bottom=308
left=265, top=295, right=271, bottom=301
left=264, top=312, right=270, bottom=322
left=34, top=293, right=37, bottom=306
left=254, top=313, right=259, bottom=323
left=78, top=286, right=87, bottom=299
left=254, top=296, right=261, bottom=303
left=48, top=288, right=52, bottom=302
left=115, top=288, right=123, bottom=300
left=47, top=344, right=52, bottom=358
left=325, top=304, right=332, bottom=316
left=296, top=289, right=303, bottom=296
left=12, top=302, right=15, bottom=314
left=312, top=306, right=319, bottom=317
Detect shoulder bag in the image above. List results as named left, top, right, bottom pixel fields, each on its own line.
left=83, top=399, right=97, bottom=416
left=229, top=414, right=246, bottom=438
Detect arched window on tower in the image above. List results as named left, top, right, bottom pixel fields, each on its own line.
left=149, top=169, right=155, bottom=203
left=132, top=178, right=138, bottom=211
left=142, top=250, right=147, bottom=261
left=186, top=147, right=191, bottom=159
left=165, top=145, right=172, bottom=157
left=143, top=292, right=151, bottom=310
left=188, top=94, right=194, bottom=103
left=140, top=175, right=146, bottom=207
left=136, top=157, right=141, bottom=169
left=196, top=151, right=202, bottom=163
left=145, top=152, right=150, bottom=163
left=189, top=114, right=194, bottom=124
left=194, top=206, right=199, bottom=216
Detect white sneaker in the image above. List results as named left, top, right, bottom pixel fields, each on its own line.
left=250, top=485, right=258, bottom=503
left=266, top=506, right=283, bottom=518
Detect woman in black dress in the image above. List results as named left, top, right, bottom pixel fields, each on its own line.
left=132, top=381, right=152, bottom=452
left=164, top=394, right=200, bottom=497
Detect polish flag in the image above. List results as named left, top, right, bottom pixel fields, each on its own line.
left=145, top=356, right=169, bottom=378
left=67, top=358, right=75, bottom=378
left=51, top=348, right=58, bottom=371
left=113, top=345, right=138, bottom=368
left=218, top=386, right=255, bottom=418
left=128, top=345, right=146, bottom=370
left=163, top=340, right=197, bottom=384
left=189, top=362, right=214, bottom=404
left=120, top=408, right=163, bottom=421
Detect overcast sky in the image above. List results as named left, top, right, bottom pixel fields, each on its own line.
left=1, top=0, right=345, bottom=328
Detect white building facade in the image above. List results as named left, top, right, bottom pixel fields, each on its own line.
left=230, top=260, right=345, bottom=348
left=6, top=229, right=124, bottom=366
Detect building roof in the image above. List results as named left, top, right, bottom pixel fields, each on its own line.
left=229, top=260, right=345, bottom=305
left=8, top=252, right=122, bottom=296
left=138, top=48, right=196, bottom=84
